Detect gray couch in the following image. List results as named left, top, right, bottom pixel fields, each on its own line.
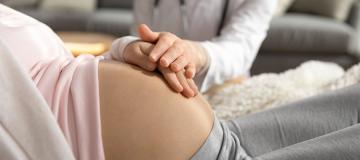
left=11, top=0, right=360, bottom=74
left=17, top=0, right=133, bottom=36
left=253, top=2, right=360, bottom=74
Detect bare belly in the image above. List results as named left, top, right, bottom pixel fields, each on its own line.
left=98, top=60, right=214, bottom=160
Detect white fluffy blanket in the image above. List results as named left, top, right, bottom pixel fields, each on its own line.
left=205, top=61, right=360, bottom=120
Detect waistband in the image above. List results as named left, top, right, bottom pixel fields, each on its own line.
left=191, top=117, right=251, bottom=160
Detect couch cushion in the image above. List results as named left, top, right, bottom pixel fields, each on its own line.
left=18, top=8, right=133, bottom=36
left=19, top=8, right=89, bottom=31
left=87, top=9, right=133, bottom=36
left=2, top=0, right=39, bottom=8
left=251, top=53, right=357, bottom=74
left=290, top=0, right=355, bottom=21
left=261, top=13, right=356, bottom=55
left=97, top=0, right=133, bottom=9
left=40, top=0, right=96, bottom=12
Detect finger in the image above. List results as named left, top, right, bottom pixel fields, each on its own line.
left=124, top=46, right=157, bottom=71
left=149, top=33, right=177, bottom=62
left=159, top=41, right=184, bottom=67
left=159, top=67, right=183, bottom=92
left=185, top=63, right=196, bottom=78
left=177, top=72, right=195, bottom=98
left=139, top=41, right=155, bottom=56
left=138, top=24, right=159, bottom=42
left=187, top=78, right=199, bottom=96
left=170, top=55, right=189, bottom=72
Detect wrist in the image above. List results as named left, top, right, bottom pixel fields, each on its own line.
left=123, top=40, right=142, bottom=62
left=189, top=41, right=209, bottom=74
left=123, top=41, right=136, bottom=62
left=112, top=36, right=139, bottom=62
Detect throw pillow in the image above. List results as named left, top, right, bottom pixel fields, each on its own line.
left=97, top=0, right=133, bottom=9
left=40, top=0, right=96, bottom=12
left=290, top=0, right=355, bottom=21
left=2, top=0, right=38, bottom=7
left=274, top=0, right=295, bottom=17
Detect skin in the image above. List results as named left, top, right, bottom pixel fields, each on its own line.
left=124, top=40, right=198, bottom=98
left=138, top=24, right=208, bottom=77
left=123, top=24, right=208, bottom=96
left=99, top=60, right=214, bottom=160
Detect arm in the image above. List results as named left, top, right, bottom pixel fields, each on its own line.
left=105, top=0, right=276, bottom=92
left=104, top=39, right=198, bottom=98
left=102, top=0, right=200, bottom=97
left=133, top=0, right=277, bottom=92
left=199, top=0, right=276, bottom=91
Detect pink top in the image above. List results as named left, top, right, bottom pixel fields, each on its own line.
left=0, top=4, right=104, bottom=160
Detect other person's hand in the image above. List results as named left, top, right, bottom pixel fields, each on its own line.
left=137, top=24, right=208, bottom=79
left=158, top=66, right=198, bottom=98
left=123, top=41, right=198, bottom=98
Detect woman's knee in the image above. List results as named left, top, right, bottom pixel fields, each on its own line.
left=98, top=61, right=214, bottom=160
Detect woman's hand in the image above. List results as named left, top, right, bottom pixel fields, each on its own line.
left=123, top=41, right=198, bottom=98
left=137, top=24, right=208, bottom=79
left=123, top=41, right=157, bottom=71
left=158, top=66, right=198, bottom=98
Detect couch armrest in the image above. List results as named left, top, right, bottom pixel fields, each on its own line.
left=348, top=2, right=360, bottom=57
left=349, top=2, right=360, bottom=29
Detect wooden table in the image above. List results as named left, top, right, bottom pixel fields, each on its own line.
left=57, top=32, right=117, bottom=57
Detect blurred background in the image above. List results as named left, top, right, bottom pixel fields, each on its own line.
left=2, top=0, right=360, bottom=75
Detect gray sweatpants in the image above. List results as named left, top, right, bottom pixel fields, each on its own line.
left=193, top=84, right=360, bottom=160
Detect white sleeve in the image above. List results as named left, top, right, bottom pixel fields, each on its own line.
left=102, top=36, right=139, bottom=61
left=198, top=0, right=276, bottom=92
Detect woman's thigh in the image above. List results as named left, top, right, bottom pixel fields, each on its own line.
left=255, top=124, right=360, bottom=160
left=98, top=61, right=214, bottom=160
left=228, top=85, right=360, bottom=157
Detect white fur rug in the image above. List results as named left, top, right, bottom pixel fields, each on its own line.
left=205, top=61, right=360, bottom=120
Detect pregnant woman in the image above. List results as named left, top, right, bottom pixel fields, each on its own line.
left=1, top=4, right=360, bottom=160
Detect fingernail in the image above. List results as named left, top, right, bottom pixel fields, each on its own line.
left=183, top=92, right=191, bottom=98
left=186, top=71, right=193, bottom=78
left=177, top=86, right=183, bottom=92
left=189, top=91, right=195, bottom=97
left=160, top=59, right=168, bottom=66
left=150, top=55, right=157, bottom=62
left=147, top=63, right=156, bottom=71
left=172, top=64, right=178, bottom=71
